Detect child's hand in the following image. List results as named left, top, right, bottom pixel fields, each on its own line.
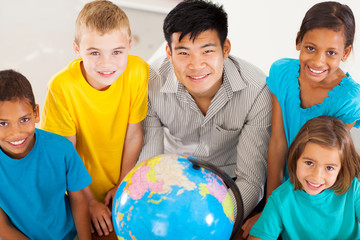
left=241, top=212, right=261, bottom=239
left=104, top=185, right=119, bottom=208
left=88, top=199, right=113, bottom=237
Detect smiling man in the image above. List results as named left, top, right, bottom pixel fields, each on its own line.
left=139, top=0, right=272, bottom=220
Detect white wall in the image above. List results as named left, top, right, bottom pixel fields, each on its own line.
left=221, top=0, right=360, bottom=80
left=0, top=0, right=168, bottom=111
left=0, top=0, right=359, bottom=113
left=216, top=0, right=360, bottom=148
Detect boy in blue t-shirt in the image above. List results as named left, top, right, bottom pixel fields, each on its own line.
left=0, top=69, right=92, bottom=239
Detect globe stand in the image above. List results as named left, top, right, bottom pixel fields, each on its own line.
left=189, top=158, right=244, bottom=240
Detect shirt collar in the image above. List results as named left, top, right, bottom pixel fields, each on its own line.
left=160, top=60, right=178, bottom=93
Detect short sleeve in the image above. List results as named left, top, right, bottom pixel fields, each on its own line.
left=128, top=57, right=150, bottom=124
left=266, top=58, right=299, bottom=101
left=64, top=139, right=92, bottom=192
left=266, top=60, right=280, bottom=96
left=334, top=78, right=360, bottom=128
left=40, top=78, right=77, bottom=136
left=249, top=196, right=283, bottom=240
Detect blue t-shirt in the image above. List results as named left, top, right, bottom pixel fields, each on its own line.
left=250, top=179, right=360, bottom=240
left=267, top=58, right=360, bottom=179
left=0, top=128, right=92, bottom=240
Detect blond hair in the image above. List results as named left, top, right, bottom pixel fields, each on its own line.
left=75, top=0, right=131, bottom=44
left=287, top=116, right=360, bottom=195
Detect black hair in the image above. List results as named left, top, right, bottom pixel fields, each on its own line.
left=296, top=1, right=355, bottom=49
left=163, top=0, right=228, bottom=50
left=0, top=69, right=36, bottom=109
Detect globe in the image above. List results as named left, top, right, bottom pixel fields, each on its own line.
left=112, top=154, right=243, bottom=240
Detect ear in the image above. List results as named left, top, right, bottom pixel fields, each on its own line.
left=73, top=41, right=81, bottom=57
left=34, top=104, right=40, bottom=124
left=296, top=32, right=301, bottom=51
left=129, top=36, right=133, bottom=51
left=223, top=38, right=231, bottom=60
left=165, top=44, right=173, bottom=64
left=342, top=44, right=352, bottom=62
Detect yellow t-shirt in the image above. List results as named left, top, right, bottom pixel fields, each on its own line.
left=40, top=55, right=149, bottom=201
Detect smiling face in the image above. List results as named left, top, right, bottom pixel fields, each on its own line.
left=0, top=100, right=39, bottom=159
left=296, top=28, right=352, bottom=86
left=73, top=28, right=132, bottom=91
left=296, top=142, right=341, bottom=195
left=166, top=29, right=230, bottom=99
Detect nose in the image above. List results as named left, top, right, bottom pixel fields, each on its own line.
left=312, top=167, right=324, bottom=181
left=189, top=54, right=205, bottom=69
left=312, top=52, right=326, bottom=67
left=8, top=123, right=22, bottom=137
left=98, top=54, right=112, bottom=67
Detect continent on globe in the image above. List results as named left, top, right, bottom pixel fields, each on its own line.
left=113, top=154, right=236, bottom=240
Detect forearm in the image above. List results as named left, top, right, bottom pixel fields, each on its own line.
left=68, top=190, right=91, bottom=240
left=83, top=186, right=96, bottom=204
left=119, top=122, right=144, bottom=183
left=119, top=137, right=143, bottom=183
left=0, top=208, right=29, bottom=240
left=0, top=228, right=29, bottom=240
left=248, top=236, right=262, bottom=240
left=266, top=94, right=287, bottom=199
left=236, top=179, right=264, bottom=219
left=266, top=143, right=287, bottom=199
left=235, top=125, right=270, bottom=218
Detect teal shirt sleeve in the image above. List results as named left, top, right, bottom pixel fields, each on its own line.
left=333, top=76, right=360, bottom=128
left=64, top=138, right=92, bottom=192
left=249, top=195, right=283, bottom=240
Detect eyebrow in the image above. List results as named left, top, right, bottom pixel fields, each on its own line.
left=302, top=156, right=339, bottom=167
left=201, top=43, right=217, bottom=48
left=174, top=43, right=217, bottom=51
left=303, top=42, right=339, bottom=50
left=86, top=46, right=127, bottom=51
left=0, top=113, right=31, bottom=121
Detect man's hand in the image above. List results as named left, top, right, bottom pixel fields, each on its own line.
left=241, top=212, right=261, bottom=239
left=88, top=199, right=113, bottom=237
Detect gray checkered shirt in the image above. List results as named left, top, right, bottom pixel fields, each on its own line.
left=138, top=55, right=272, bottom=218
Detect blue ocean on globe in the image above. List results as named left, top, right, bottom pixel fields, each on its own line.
left=112, top=154, right=235, bottom=240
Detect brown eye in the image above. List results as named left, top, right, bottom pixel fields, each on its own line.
left=20, top=118, right=30, bottom=123
left=306, top=46, right=315, bottom=52
left=305, top=161, right=313, bottom=166
left=326, top=166, right=334, bottom=171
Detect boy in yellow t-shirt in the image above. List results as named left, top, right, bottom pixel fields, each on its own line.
left=40, top=0, right=149, bottom=237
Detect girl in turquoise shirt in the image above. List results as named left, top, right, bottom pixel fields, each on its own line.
left=249, top=116, right=360, bottom=240
left=242, top=3, right=360, bottom=236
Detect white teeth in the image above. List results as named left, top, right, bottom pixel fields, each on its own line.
left=10, top=139, right=25, bottom=145
left=191, top=74, right=207, bottom=79
left=308, top=181, right=322, bottom=187
left=309, top=67, right=325, bottom=74
left=101, top=71, right=114, bottom=74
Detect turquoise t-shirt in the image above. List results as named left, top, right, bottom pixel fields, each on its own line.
left=250, top=179, right=360, bottom=240
left=267, top=58, right=360, bottom=179
left=0, top=128, right=92, bottom=240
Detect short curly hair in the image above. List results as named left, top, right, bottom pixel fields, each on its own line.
left=0, top=69, right=36, bottom=109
